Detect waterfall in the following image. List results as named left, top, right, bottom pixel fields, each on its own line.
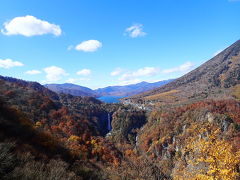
left=107, top=113, right=111, bottom=131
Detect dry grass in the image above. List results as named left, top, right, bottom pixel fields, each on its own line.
left=232, top=84, right=240, bottom=100
left=144, top=90, right=179, bottom=101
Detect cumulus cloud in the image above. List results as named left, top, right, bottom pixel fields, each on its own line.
left=75, top=40, right=102, bottom=52
left=66, top=78, right=90, bottom=83
left=0, top=59, right=24, bottom=69
left=125, top=24, right=146, bottom=38
left=110, top=68, right=123, bottom=76
left=44, top=66, right=68, bottom=82
left=162, top=62, right=194, bottom=74
left=25, top=70, right=41, bottom=75
left=117, top=67, right=159, bottom=85
left=118, top=79, right=142, bottom=86
left=115, top=63, right=194, bottom=85
left=76, top=69, right=91, bottom=76
left=119, top=67, right=159, bottom=81
left=1, top=15, right=61, bottom=37
left=66, top=78, right=78, bottom=83
left=133, top=67, right=159, bottom=77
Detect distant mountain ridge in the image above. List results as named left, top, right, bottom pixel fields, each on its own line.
left=45, top=83, right=96, bottom=97
left=126, top=39, right=240, bottom=105
left=44, top=79, right=174, bottom=98
left=95, top=80, right=173, bottom=97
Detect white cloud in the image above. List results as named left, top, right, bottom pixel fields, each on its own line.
left=75, top=40, right=102, bottom=52
left=118, top=79, right=142, bottom=86
left=66, top=78, right=77, bottom=83
left=162, top=62, right=194, bottom=74
left=44, top=66, right=68, bottom=82
left=0, top=59, right=24, bottom=69
left=1, top=15, right=61, bottom=37
left=119, top=67, right=159, bottom=81
left=133, top=67, right=159, bottom=77
left=125, top=24, right=146, bottom=38
left=118, top=67, right=159, bottom=86
left=66, top=77, right=90, bottom=84
left=25, top=70, right=41, bottom=75
left=115, top=63, right=194, bottom=86
left=213, top=49, right=223, bottom=57
left=110, top=68, right=123, bottom=76
left=76, top=69, right=91, bottom=76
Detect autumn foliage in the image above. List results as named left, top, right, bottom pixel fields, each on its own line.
left=1, top=75, right=240, bottom=179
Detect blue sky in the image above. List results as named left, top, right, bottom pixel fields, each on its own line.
left=0, top=0, right=240, bottom=89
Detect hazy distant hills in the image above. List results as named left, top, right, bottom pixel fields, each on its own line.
left=45, top=83, right=96, bottom=97
left=44, top=79, right=174, bottom=98
left=127, top=39, right=240, bottom=105
left=95, top=80, right=173, bottom=97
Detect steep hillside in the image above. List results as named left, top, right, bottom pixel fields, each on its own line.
left=127, top=40, right=240, bottom=105
left=133, top=99, right=240, bottom=179
left=0, top=75, right=125, bottom=179
left=0, top=75, right=59, bottom=100
left=0, top=75, right=122, bottom=137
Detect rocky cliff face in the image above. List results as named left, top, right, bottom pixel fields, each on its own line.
left=135, top=99, right=240, bottom=179
left=109, top=106, right=146, bottom=144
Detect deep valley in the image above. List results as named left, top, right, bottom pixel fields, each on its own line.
left=1, top=39, right=240, bottom=179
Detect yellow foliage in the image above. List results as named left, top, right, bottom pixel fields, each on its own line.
left=68, top=135, right=81, bottom=142
left=35, top=121, right=42, bottom=127
left=91, top=139, right=96, bottom=145
left=174, top=123, right=240, bottom=180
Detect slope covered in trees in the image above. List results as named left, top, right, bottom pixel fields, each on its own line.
left=1, top=79, right=240, bottom=179
left=0, top=76, right=125, bottom=179
left=1, top=40, right=240, bottom=179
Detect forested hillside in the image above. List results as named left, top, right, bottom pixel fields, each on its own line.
left=1, top=40, right=240, bottom=179
left=0, top=76, right=126, bottom=179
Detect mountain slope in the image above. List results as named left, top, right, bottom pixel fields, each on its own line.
left=44, top=83, right=97, bottom=97
left=127, top=40, right=240, bottom=105
left=45, top=80, right=174, bottom=98
left=95, top=80, right=173, bottom=97
left=0, top=75, right=124, bottom=178
left=0, top=75, right=59, bottom=100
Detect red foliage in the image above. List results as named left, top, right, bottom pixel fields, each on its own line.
left=4, top=90, right=15, bottom=98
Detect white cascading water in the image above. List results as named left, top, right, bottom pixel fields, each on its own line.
left=107, top=113, right=111, bottom=131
